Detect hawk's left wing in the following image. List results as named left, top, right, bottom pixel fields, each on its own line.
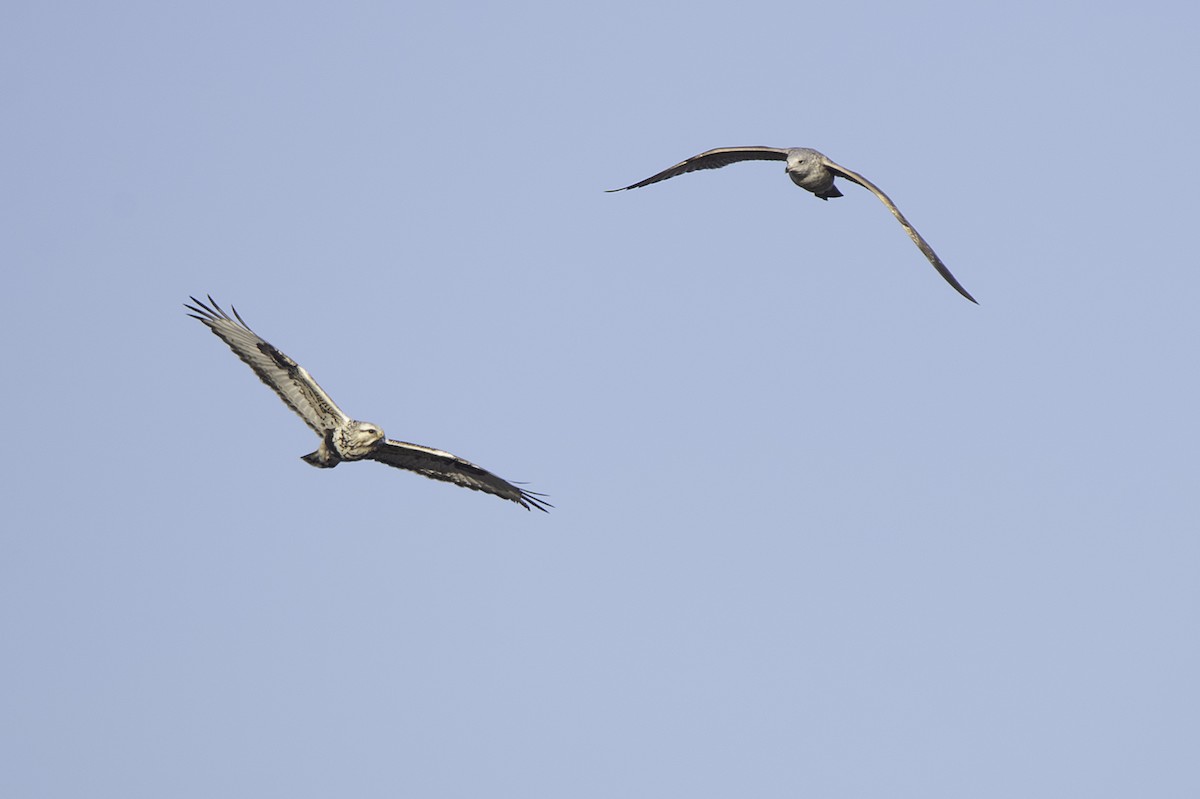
left=367, top=439, right=551, bottom=512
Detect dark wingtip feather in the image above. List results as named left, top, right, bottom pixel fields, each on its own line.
left=186, top=295, right=261, bottom=327
left=207, top=295, right=235, bottom=323
left=518, top=490, right=553, bottom=513
left=943, top=276, right=979, bottom=304
left=186, top=295, right=222, bottom=319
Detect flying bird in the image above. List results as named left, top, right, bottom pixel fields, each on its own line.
left=186, top=296, right=550, bottom=511
left=608, top=146, right=977, bottom=304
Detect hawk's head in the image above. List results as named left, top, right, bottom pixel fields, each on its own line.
left=336, top=421, right=386, bottom=460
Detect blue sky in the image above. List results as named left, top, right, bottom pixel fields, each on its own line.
left=4, top=1, right=1198, bottom=796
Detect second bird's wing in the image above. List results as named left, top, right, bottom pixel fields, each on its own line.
left=820, top=157, right=978, bottom=304
left=607, top=146, right=790, bottom=192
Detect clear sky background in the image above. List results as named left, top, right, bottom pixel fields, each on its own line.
left=4, top=1, right=1198, bottom=797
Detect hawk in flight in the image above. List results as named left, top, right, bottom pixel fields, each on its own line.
left=187, top=296, right=550, bottom=511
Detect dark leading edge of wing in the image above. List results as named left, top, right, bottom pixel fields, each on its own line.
left=606, top=146, right=790, bottom=192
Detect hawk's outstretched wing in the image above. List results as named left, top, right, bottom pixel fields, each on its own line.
left=186, top=296, right=349, bottom=434
left=367, top=439, right=552, bottom=512
left=607, top=146, right=790, bottom=192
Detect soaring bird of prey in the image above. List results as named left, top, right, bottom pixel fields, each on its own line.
left=186, top=296, right=550, bottom=512
left=608, top=146, right=977, bottom=304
